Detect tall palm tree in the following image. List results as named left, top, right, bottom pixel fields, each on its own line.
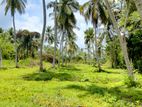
left=1, top=0, right=27, bottom=68
left=84, top=28, right=95, bottom=64
left=80, top=0, right=107, bottom=71
left=104, top=0, right=134, bottom=81
left=47, top=0, right=58, bottom=68
left=52, top=0, right=57, bottom=68
left=39, top=0, right=46, bottom=71
left=59, top=0, right=79, bottom=66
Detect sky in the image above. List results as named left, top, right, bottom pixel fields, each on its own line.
left=0, top=0, right=93, bottom=48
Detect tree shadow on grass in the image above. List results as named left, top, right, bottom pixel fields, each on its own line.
left=93, top=69, right=122, bottom=74
left=23, top=72, right=75, bottom=81
left=23, top=65, right=82, bottom=82
left=65, top=84, right=142, bottom=104
left=0, top=66, right=26, bottom=71
left=58, top=65, right=81, bottom=72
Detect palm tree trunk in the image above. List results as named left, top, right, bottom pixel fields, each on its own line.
left=58, top=36, right=61, bottom=67
left=13, top=15, right=18, bottom=68
left=39, top=0, right=46, bottom=71
left=87, top=46, right=90, bottom=64
left=0, top=49, right=2, bottom=68
left=60, top=32, right=64, bottom=66
left=65, top=37, right=68, bottom=66
left=94, top=27, right=101, bottom=71
left=53, top=0, right=57, bottom=68
left=105, top=0, right=134, bottom=80
left=98, top=47, right=102, bottom=71
left=92, top=42, right=95, bottom=66
left=133, top=0, right=142, bottom=21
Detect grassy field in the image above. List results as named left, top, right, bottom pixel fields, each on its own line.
left=0, top=60, right=142, bottom=107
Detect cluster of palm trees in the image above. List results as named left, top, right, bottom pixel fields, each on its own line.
left=1, top=0, right=142, bottom=84
left=47, top=0, right=79, bottom=66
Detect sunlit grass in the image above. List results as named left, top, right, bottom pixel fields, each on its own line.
left=0, top=60, right=142, bottom=107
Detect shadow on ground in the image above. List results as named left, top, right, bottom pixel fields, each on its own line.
left=65, top=84, right=142, bottom=104
left=58, top=65, right=81, bottom=72
left=0, top=66, right=26, bottom=71
left=93, top=69, right=122, bottom=74
left=23, top=65, right=81, bottom=81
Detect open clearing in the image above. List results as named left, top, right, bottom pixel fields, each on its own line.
left=0, top=62, right=142, bottom=107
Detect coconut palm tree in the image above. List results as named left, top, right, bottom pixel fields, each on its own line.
left=66, top=40, right=78, bottom=62
left=80, top=0, right=107, bottom=71
left=47, top=0, right=79, bottom=66
left=39, top=0, right=46, bottom=71
left=58, top=0, right=79, bottom=66
left=84, top=28, right=94, bottom=64
left=52, top=0, right=57, bottom=68
left=1, top=0, right=27, bottom=68
left=84, top=28, right=95, bottom=63
left=45, top=26, right=54, bottom=45
left=104, top=0, right=134, bottom=82
left=47, top=0, right=58, bottom=67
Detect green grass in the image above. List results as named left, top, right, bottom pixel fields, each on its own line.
left=0, top=60, right=142, bottom=107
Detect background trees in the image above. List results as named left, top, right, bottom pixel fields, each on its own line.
left=16, top=30, right=40, bottom=59
left=0, top=30, right=14, bottom=67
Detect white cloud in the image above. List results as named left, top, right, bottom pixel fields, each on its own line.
left=15, top=0, right=54, bottom=33
left=0, top=0, right=93, bottom=48
left=16, top=14, right=42, bottom=33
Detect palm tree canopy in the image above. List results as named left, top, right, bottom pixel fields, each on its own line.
left=47, top=0, right=79, bottom=34
left=84, top=28, right=95, bottom=45
left=45, top=26, right=54, bottom=44
left=80, top=0, right=108, bottom=27
left=1, top=0, right=27, bottom=16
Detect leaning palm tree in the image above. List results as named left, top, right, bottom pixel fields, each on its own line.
left=104, top=0, right=135, bottom=83
left=80, top=0, right=107, bottom=71
left=39, top=0, right=46, bottom=71
left=1, top=0, right=27, bottom=68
